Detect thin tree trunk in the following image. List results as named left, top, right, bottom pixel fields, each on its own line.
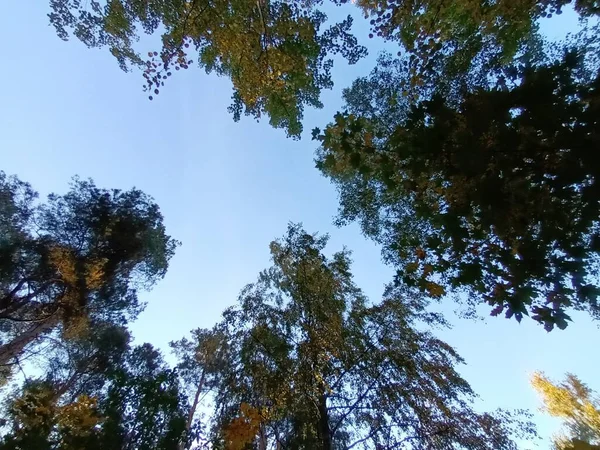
left=0, top=316, right=58, bottom=367
left=55, top=368, right=83, bottom=400
left=0, top=281, right=57, bottom=319
left=0, top=278, right=29, bottom=311
left=318, top=393, right=332, bottom=450
left=179, top=370, right=206, bottom=450
left=258, top=424, right=268, bottom=450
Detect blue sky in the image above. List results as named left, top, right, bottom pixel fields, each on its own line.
left=0, top=1, right=597, bottom=447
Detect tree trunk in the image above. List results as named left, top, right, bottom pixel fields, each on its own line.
left=0, top=281, right=56, bottom=320
left=0, top=316, right=58, bottom=367
left=318, top=393, right=332, bottom=450
left=56, top=368, right=83, bottom=401
left=258, top=424, right=268, bottom=450
left=179, top=370, right=206, bottom=450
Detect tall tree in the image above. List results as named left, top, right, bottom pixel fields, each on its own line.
left=315, top=48, right=600, bottom=330
left=210, top=224, right=535, bottom=450
left=0, top=341, right=189, bottom=450
left=48, top=0, right=366, bottom=137
left=95, top=343, right=188, bottom=450
left=532, top=372, right=600, bottom=450
left=0, top=173, right=178, bottom=375
left=170, top=328, right=228, bottom=449
left=39, top=321, right=132, bottom=404
left=0, top=379, right=103, bottom=450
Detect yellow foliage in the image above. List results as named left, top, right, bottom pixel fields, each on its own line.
left=425, top=282, right=445, bottom=298
left=223, top=403, right=266, bottom=450
left=62, top=315, right=90, bottom=340
left=531, top=372, right=600, bottom=448
left=12, top=388, right=101, bottom=442
left=85, top=259, right=106, bottom=290
left=49, top=246, right=79, bottom=287
left=48, top=246, right=107, bottom=334
left=423, top=264, right=434, bottom=276
left=405, top=262, right=419, bottom=273
left=49, top=246, right=107, bottom=291
left=561, top=439, right=600, bottom=450
left=57, top=395, right=102, bottom=438
left=12, top=384, right=57, bottom=429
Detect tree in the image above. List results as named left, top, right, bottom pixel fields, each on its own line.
left=355, top=0, right=598, bottom=92
left=0, top=323, right=123, bottom=449
left=0, top=379, right=103, bottom=450
left=48, top=0, right=366, bottom=137
left=170, top=328, right=228, bottom=449
left=531, top=372, right=600, bottom=449
left=315, top=48, right=600, bottom=330
left=95, top=343, right=188, bottom=450
left=0, top=341, right=189, bottom=450
left=47, top=0, right=600, bottom=136
left=0, top=172, right=178, bottom=375
left=210, top=224, right=536, bottom=450
left=39, top=321, right=132, bottom=404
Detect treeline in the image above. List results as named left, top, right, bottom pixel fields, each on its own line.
left=0, top=174, right=598, bottom=449
left=0, top=175, right=534, bottom=448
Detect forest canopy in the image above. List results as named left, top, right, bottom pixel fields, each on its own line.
left=0, top=212, right=537, bottom=449
left=2, top=1, right=600, bottom=449
left=46, top=0, right=600, bottom=328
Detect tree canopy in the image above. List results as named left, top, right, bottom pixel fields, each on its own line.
left=532, top=372, right=600, bottom=449
left=0, top=339, right=189, bottom=450
left=0, top=224, right=538, bottom=449
left=10, top=1, right=600, bottom=447
left=0, top=172, right=178, bottom=378
left=43, top=1, right=600, bottom=331
left=208, top=224, right=535, bottom=449
left=315, top=46, right=600, bottom=330
left=48, top=0, right=366, bottom=137
left=356, top=0, right=598, bottom=89
left=47, top=0, right=600, bottom=137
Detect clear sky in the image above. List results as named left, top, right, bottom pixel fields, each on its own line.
left=0, top=2, right=597, bottom=448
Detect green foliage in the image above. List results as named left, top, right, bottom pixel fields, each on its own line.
left=42, top=321, right=131, bottom=404
left=532, top=372, right=600, bottom=449
left=0, top=379, right=102, bottom=450
left=315, top=49, right=600, bottom=330
left=0, top=172, right=178, bottom=374
left=17, top=1, right=600, bottom=447
left=354, top=0, right=598, bottom=93
left=0, top=221, right=540, bottom=449
left=48, top=0, right=366, bottom=137
left=0, top=342, right=188, bottom=450
left=170, top=328, right=226, bottom=393
left=170, top=328, right=228, bottom=449
left=97, top=343, right=188, bottom=450
left=210, top=224, right=536, bottom=449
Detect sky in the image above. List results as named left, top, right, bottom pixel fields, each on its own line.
left=0, top=1, right=597, bottom=447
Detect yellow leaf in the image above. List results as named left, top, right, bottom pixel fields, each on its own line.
left=425, top=282, right=445, bottom=298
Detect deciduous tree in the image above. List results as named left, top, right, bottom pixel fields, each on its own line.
left=48, top=0, right=366, bottom=137
left=315, top=49, right=600, bottom=330
left=0, top=341, right=189, bottom=450
left=170, top=328, right=227, bottom=449
left=355, top=0, right=598, bottom=93
left=532, top=372, right=600, bottom=450
left=210, top=224, right=536, bottom=450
